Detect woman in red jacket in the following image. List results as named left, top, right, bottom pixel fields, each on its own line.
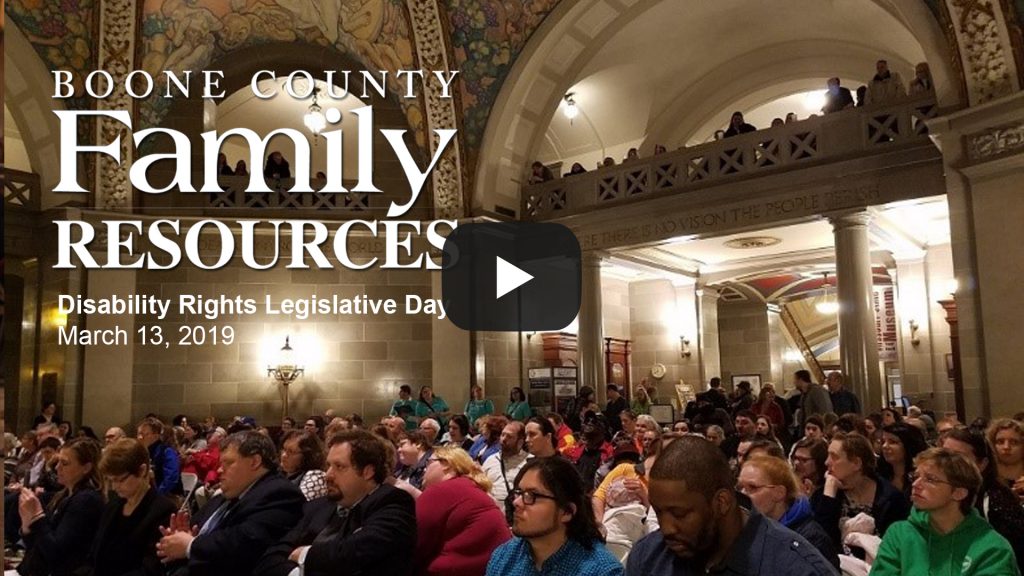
left=414, top=446, right=511, bottom=576
left=751, top=383, right=785, bottom=430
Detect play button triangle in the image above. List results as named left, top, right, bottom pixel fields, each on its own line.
left=495, top=256, right=534, bottom=299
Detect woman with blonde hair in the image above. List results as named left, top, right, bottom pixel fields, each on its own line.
left=739, top=455, right=839, bottom=570
left=414, top=446, right=511, bottom=576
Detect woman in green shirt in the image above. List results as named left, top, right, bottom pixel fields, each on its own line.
left=630, top=381, right=656, bottom=415
left=505, top=386, right=532, bottom=422
left=414, top=385, right=450, bottom=427
left=464, top=385, right=494, bottom=432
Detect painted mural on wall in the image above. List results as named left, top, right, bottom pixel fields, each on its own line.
left=138, top=0, right=423, bottom=144
left=444, top=0, right=561, bottom=168
left=5, top=0, right=97, bottom=111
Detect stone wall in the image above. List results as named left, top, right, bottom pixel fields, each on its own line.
left=717, top=300, right=771, bottom=393
left=130, top=253, right=432, bottom=426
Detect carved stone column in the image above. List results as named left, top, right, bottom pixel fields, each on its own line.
left=928, top=91, right=1024, bottom=417
left=407, top=0, right=466, bottom=220
left=95, top=0, right=137, bottom=211
left=831, top=211, right=883, bottom=412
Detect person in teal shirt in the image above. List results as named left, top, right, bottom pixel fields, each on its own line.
left=871, top=447, right=1020, bottom=576
left=389, top=384, right=418, bottom=430
left=505, top=387, right=532, bottom=422
left=464, top=385, right=494, bottom=432
left=414, top=385, right=450, bottom=428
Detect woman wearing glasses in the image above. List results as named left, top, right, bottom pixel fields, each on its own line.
left=738, top=455, right=839, bottom=570
left=414, top=446, right=510, bottom=576
left=871, top=448, right=1019, bottom=576
left=86, top=439, right=177, bottom=576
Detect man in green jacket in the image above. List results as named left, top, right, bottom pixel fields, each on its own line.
left=871, top=447, right=1020, bottom=575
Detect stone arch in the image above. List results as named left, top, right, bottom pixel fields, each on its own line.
left=474, top=0, right=963, bottom=217
left=146, top=41, right=430, bottom=216
left=4, top=22, right=78, bottom=208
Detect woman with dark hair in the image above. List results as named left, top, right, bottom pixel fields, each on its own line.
left=415, top=385, right=451, bottom=428
left=486, top=457, right=619, bottom=576
left=263, top=151, right=291, bottom=179
left=881, top=407, right=902, bottom=427
left=811, top=432, right=910, bottom=550
left=723, top=111, right=756, bottom=137
left=16, top=438, right=104, bottom=576
left=87, top=438, right=177, bottom=576
left=751, top=384, right=784, bottom=431
left=32, top=401, right=60, bottom=429
left=278, top=430, right=327, bottom=501
left=803, top=415, right=825, bottom=441
left=75, top=426, right=99, bottom=441
left=878, top=423, right=929, bottom=496
left=528, top=161, right=554, bottom=184
left=445, top=414, right=474, bottom=451
left=464, top=385, right=494, bottom=429
left=234, top=159, right=249, bottom=176
left=940, top=426, right=1024, bottom=571
left=790, top=436, right=829, bottom=497
left=505, top=387, right=532, bottom=422
left=567, top=387, right=599, bottom=432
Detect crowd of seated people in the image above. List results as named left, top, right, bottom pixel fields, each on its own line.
left=4, top=375, right=1022, bottom=576
left=528, top=58, right=937, bottom=182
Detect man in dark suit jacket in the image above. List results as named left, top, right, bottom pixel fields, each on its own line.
left=157, top=431, right=304, bottom=576
left=253, top=430, right=417, bottom=576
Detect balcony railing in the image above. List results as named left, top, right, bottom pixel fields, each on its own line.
left=3, top=168, right=41, bottom=211
left=523, top=96, right=938, bottom=219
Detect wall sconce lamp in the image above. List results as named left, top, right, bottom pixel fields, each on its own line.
left=268, top=336, right=304, bottom=418
left=908, top=319, right=921, bottom=346
left=525, top=331, right=537, bottom=342
left=680, top=336, right=692, bottom=358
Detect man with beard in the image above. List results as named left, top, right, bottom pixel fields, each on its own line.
left=626, top=436, right=836, bottom=575
left=482, top=421, right=531, bottom=515
left=486, top=457, right=622, bottom=575
left=252, top=430, right=416, bottom=576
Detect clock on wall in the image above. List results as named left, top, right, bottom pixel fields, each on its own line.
left=650, top=363, right=667, bottom=380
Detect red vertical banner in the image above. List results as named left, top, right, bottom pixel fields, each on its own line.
left=874, top=288, right=897, bottom=361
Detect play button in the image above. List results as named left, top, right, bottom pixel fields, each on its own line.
left=495, top=256, right=534, bottom=299
left=441, top=222, right=581, bottom=331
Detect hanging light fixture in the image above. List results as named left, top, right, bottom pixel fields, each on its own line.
left=816, top=272, right=840, bottom=315
left=303, top=86, right=326, bottom=137
left=563, top=93, right=579, bottom=123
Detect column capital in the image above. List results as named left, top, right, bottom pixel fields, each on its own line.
left=582, top=250, right=607, bottom=267
left=829, top=210, right=871, bottom=231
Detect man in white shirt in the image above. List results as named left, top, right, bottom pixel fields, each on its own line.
left=483, top=421, right=530, bottom=521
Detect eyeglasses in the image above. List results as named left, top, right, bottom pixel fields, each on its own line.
left=790, top=455, right=814, bottom=464
left=511, top=488, right=557, bottom=505
left=911, top=472, right=954, bottom=487
left=737, top=483, right=778, bottom=494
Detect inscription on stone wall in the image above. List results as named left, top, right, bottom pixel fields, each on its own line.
left=575, top=185, right=880, bottom=250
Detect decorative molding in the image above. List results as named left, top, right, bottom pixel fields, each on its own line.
left=407, top=0, right=466, bottom=220
left=944, top=0, right=1021, bottom=104
left=95, top=0, right=137, bottom=211
left=966, top=120, right=1024, bottom=160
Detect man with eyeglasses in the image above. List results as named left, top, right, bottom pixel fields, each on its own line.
left=871, top=447, right=1019, bottom=575
left=627, top=436, right=836, bottom=576
left=487, top=457, right=622, bottom=575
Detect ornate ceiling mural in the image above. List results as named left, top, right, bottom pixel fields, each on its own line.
left=137, top=0, right=422, bottom=142
left=444, top=0, right=561, bottom=169
left=5, top=0, right=97, bottom=111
